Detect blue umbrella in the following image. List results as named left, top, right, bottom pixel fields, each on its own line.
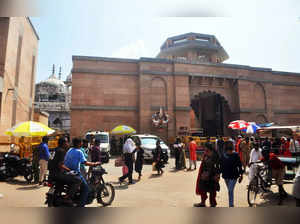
left=241, top=122, right=261, bottom=134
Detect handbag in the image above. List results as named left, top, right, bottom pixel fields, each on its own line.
left=122, top=165, right=128, bottom=175
left=115, top=156, right=125, bottom=167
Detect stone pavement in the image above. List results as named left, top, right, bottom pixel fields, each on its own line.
left=0, top=158, right=296, bottom=207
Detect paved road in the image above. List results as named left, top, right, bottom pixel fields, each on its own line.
left=0, top=158, right=297, bottom=207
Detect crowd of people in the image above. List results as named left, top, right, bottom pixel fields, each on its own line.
left=194, top=135, right=300, bottom=207
left=5, top=133, right=298, bottom=207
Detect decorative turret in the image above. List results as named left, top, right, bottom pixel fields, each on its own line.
left=59, top=66, right=62, bottom=80
left=157, top=32, right=229, bottom=63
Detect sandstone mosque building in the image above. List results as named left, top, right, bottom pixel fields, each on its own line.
left=34, top=65, right=72, bottom=133
left=71, top=32, right=300, bottom=140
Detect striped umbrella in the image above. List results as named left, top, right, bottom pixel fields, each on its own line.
left=228, top=120, right=249, bottom=130
left=111, top=125, right=136, bottom=135
left=241, top=122, right=261, bottom=134
left=5, top=121, right=55, bottom=137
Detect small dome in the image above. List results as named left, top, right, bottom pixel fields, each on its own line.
left=40, top=74, right=66, bottom=88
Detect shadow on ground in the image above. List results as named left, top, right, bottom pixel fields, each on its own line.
left=16, top=185, right=40, bottom=191
left=148, top=174, right=163, bottom=179
left=4, top=179, right=35, bottom=186
left=257, top=192, right=295, bottom=207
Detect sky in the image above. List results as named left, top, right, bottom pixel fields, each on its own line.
left=30, top=0, right=300, bottom=83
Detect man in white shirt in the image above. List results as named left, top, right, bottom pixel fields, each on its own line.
left=119, top=137, right=136, bottom=184
left=289, top=137, right=300, bottom=154
left=248, top=142, right=263, bottom=182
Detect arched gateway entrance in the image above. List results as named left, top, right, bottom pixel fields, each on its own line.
left=191, top=91, right=233, bottom=137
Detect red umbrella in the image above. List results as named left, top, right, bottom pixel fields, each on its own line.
left=228, top=120, right=249, bottom=130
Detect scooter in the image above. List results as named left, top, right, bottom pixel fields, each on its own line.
left=0, top=153, right=33, bottom=183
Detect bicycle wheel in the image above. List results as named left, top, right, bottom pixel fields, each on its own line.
left=97, top=183, right=115, bottom=206
left=248, top=177, right=259, bottom=207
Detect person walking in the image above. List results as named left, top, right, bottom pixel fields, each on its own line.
left=134, top=142, right=144, bottom=180
left=153, top=140, right=165, bottom=175
left=188, top=137, right=197, bottom=171
left=173, top=137, right=184, bottom=170
left=239, top=137, right=251, bottom=172
left=110, top=136, right=117, bottom=156
left=194, top=143, right=221, bottom=207
left=220, top=142, right=244, bottom=207
left=216, top=136, right=224, bottom=157
left=38, top=136, right=51, bottom=185
left=119, top=136, right=136, bottom=184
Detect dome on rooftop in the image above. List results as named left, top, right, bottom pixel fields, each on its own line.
left=39, top=74, right=66, bottom=88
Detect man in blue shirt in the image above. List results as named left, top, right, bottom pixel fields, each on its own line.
left=39, top=136, right=51, bottom=185
left=64, top=137, right=100, bottom=207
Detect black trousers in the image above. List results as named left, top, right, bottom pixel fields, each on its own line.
left=120, top=153, right=134, bottom=183
left=296, top=198, right=300, bottom=207
left=174, top=149, right=180, bottom=169
left=51, top=172, right=81, bottom=198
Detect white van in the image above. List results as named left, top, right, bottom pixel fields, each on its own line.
left=85, top=131, right=110, bottom=154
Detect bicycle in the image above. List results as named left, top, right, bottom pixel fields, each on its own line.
left=247, top=161, right=273, bottom=207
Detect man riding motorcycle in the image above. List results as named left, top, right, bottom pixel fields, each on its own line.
left=63, top=137, right=100, bottom=207
left=48, top=137, right=81, bottom=204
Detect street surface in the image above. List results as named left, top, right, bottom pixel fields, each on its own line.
left=0, top=158, right=296, bottom=207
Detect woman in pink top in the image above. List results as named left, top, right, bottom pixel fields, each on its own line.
left=188, top=137, right=197, bottom=170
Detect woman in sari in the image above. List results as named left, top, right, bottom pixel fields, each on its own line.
left=194, top=142, right=221, bottom=207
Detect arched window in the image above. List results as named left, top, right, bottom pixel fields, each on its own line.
left=253, top=83, right=266, bottom=112
left=151, top=77, right=167, bottom=109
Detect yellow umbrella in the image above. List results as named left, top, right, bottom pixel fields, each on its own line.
left=5, top=121, right=55, bottom=137
left=111, top=125, right=136, bottom=135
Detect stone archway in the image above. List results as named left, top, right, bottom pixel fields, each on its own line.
left=191, top=91, right=233, bottom=137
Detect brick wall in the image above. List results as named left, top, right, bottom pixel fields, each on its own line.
left=0, top=17, right=38, bottom=136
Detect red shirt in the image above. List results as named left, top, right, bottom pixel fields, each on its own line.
left=263, top=153, right=285, bottom=170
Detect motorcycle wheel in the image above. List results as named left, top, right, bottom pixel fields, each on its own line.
left=97, top=183, right=115, bottom=206
left=24, top=168, right=33, bottom=183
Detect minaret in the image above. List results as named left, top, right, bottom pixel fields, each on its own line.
left=52, top=64, right=55, bottom=75
left=59, top=66, right=62, bottom=80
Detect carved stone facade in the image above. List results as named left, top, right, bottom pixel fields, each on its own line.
left=34, top=66, right=71, bottom=133
left=70, top=33, right=300, bottom=141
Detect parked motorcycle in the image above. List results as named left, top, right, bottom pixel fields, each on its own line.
left=45, top=165, right=115, bottom=207
left=0, top=153, right=33, bottom=183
